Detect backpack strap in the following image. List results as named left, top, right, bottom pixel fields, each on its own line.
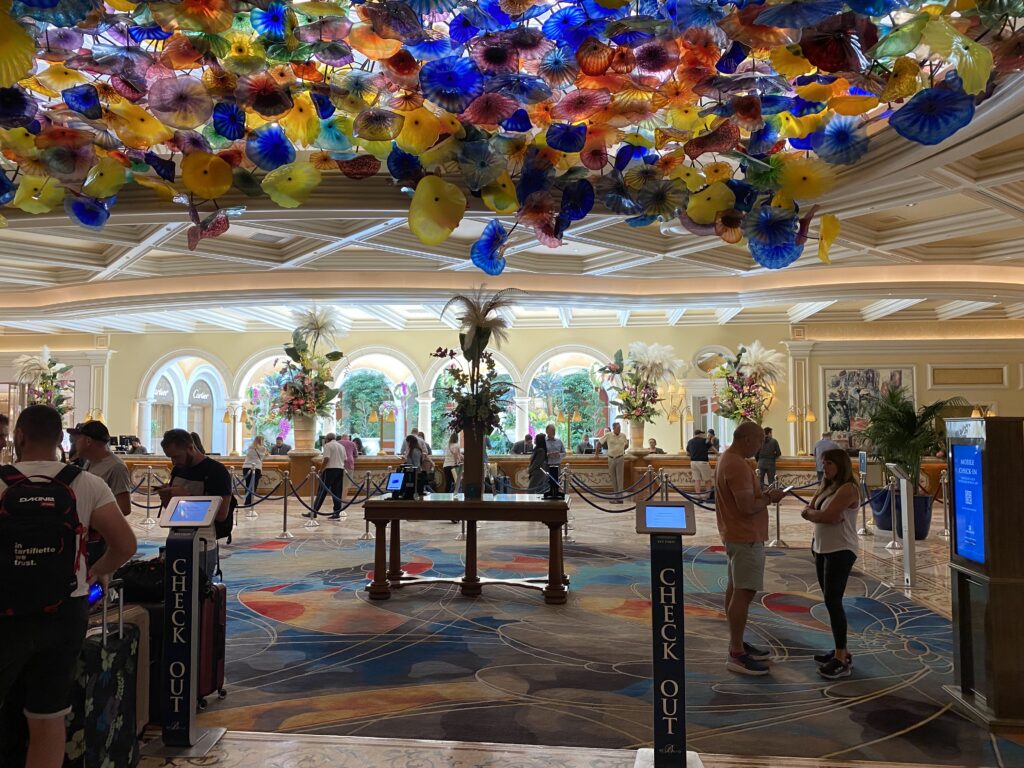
left=54, top=465, right=83, bottom=486
left=0, top=465, right=25, bottom=484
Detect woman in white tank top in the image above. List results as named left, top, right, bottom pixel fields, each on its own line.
left=801, top=448, right=861, bottom=680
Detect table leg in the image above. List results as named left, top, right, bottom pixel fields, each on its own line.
left=387, top=519, right=404, bottom=584
left=461, top=519, right=482, bottom=596
left=368, top=521, right=391, bottom=600
left=543, top=522, right=567, bottom=604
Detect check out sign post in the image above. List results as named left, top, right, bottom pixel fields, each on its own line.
left=635, top=500, right=703, bottom=768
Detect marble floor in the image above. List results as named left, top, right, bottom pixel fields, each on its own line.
left=138, top=730, right=973, bottom=768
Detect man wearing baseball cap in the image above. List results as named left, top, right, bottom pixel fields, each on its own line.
left=69, top=421, right=131, bottom=519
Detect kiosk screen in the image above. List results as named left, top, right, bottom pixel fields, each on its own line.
left=952, top=443, right=985, bottom=565
left=171, top=499, right=215, bottom=524
left=386, top=472, right=405, bottom=492
left=636, top=501, right=696, bottom=535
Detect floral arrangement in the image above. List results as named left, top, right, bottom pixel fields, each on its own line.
left=273, top=307, right=344, bottom=419
left=432, top=287, right=518, bottom=434
left=245, top=370, right=291, bottom=441
left=599, top=342, right=683, bottom=424
left=14, top=347, right=74, bottom=417
left=713, top=342, right=786, bottom=425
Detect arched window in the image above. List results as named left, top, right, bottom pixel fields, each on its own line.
left=150, top=375, right=175, bottom=443
left=526, top=351, right=612, bottom=446
left=429, top=358, right=515, bottom=453
left=336, top=353, right=419, bottom=455
left=141, top=355, right=229, bottom=454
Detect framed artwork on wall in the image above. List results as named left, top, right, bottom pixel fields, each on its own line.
left=821, top=367, right=915, bottom=448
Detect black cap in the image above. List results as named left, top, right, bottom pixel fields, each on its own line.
left=68, top=421, right=111, bottom=442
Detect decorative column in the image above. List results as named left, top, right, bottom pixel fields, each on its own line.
left=417, top=395, right=433, bottom=445
left=514, top=396, right=531, bottom=440
left=783, top=341, right=815, bottom=455
left=136, top=399, right=152, bottom=450
left=227, top=398, right=244, bottom=455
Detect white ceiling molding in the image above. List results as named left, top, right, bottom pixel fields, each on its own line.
left=716, top=307, right=743, bottom=324
left=935, top=300, right=999, bottom=321
left=861, top=298, right=927, bottom=321
left=359, top=305, right=407, bottom=329
left=617, top=310, right=631, bottom=327
left=666, top=308, right=686, bottom=325
left=558, top=308, right=572, bottom=328
left=788, top=301, right=837, bottom=323
left=275, top=218, right=405, bottom=269
left=90, top=223, right=185, bottom=281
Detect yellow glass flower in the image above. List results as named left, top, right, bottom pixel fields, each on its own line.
left=0, top=9, right=35, bottom=87
left=668, top=164, right=706, bottom=192
left=923, top=16, right=993, bottom=95
left=261, top=161, right=322, bottom=208
left=686, top=181, right=736, bottom=225
left=770, top=46, right=813, bottom=78
left=880, top=57, right=922, bottom=102
left=348, top=22, right=403, bottom=60
left=437, top=111, right=466, bottom=140
left=419, top=135, right=459, bottom=168
left=12, top=175, right=65, bottom=214
left=37, top=65, right=88, bottom=92
left=409, top=175, right=466, bottom=246
left=396, top=107, right=441, bottom=154
left=83, top=157, right=128, bottom=198
left=105, top=0, right=137, bottom=10
left=19, top=77, right=58, bottom=98
left=703, top=161, right=733, bottom=184
left=776, top=112, right=824, bottom=139
left=818, top=213, right=840, bottom=264
left=279, top=91, right=321, bottom=146
left=181, top=151, right=234, bottom=198
left=107, top=102, right=175, bottom=148
left=829, top=95, right=879, bottom=116
left=482, top=171, right=518, bottom=214
left=132, top=173, right=178, bottom=201
left=796, top=78, right=849, bottom=103
left=0, top=127, right=38, bottom=159
left=778, top=156, right=835, bottom=201
left=353, top=137, right=392, bottom=160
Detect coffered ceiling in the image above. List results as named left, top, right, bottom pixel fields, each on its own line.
left=1, top=74, right=1022, bottom=336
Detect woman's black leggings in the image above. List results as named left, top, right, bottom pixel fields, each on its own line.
left=814, top=549, right=857, bottom=651
left=443, top=466, right=456, bottom=492
left=242, top=467, right=262, bottom=507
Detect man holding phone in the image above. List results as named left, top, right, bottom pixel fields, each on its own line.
left=715, top=421, right=786, bottom=676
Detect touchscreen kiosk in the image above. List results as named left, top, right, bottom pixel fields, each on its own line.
left=159, top=496, right=221, bottom=529
left=386, top=471, right=404, bottom=492
left=636, top=499, right=696, bottom=535
left=951, top=443, right=985, bottom=565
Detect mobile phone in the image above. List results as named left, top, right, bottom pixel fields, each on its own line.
left=88, top=583, right=104, bottom=606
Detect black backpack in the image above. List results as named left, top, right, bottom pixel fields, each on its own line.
left=0, top=465, right=85, bottom=616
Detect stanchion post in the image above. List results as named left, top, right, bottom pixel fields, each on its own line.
left=885, top=475, right=902, bottom=551
left=278, top=470, right=294, bottom=540
left=857, top=471, right=872, bottom=536
left=304, top=467, right=320, bottom=528
left=142, top=465, right=156, bottom=528
left=940, top=468, right=950, bottom=539
left=564, top=464, right=574, bottom=530
left=660, top=469, right=668, bottom=502
left=768, top=499, right=788, bottom=548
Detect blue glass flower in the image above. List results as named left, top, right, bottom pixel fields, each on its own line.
left=316, top=118, right=353, bottom=151
left=252, top=2, right=289, bottom=39
left=310, top=92, right=335, bottom=119
left=212, top=102, right=246, bottom=141
left=614, top=144, right=648, bottom=171
left=609, top=25, right=652, bottom=47
left=65, top=196, right=111, bottom=231
left=387, top=144, right=423, bottom=183
left=144, top=152, right=176, bottom=182
left=847, top=0, right=906, bottom=15
left=725, top=179, right=758, bottom=212
left=419, top=57, right=484, bottom=113
left=756, top=0, right=845, bottom=29
left=811, top=116, right=869, bottom=165
left=62, top=84, right=101, bottom=120
left=406, top=34, right=454, bottom=61
left=0, top=174, right=15, bottom=205
left=246, top=124, right=295, bottom=171
left=760, top=96, right=794, bottom=115
left=747, top=119, right=780, bottom=155
left=790, top=97, right=827, bottom=116
left=501, top=109, right=532, bottom=132
left=516, top=164, right=552, bottom=205
left=788, top=135, right=815, bottom=150
left=128, top=24, right=173, bottom=42
left=0, top=87, right=36, bottom=129
left=471, top=219, right=508, bottom=276
left=542, top=7, right=587, bottom=44
left=12, top=0, right=94, bottom=26
left=448, top=14, right=479, bottom=45
left=405, top=0, right=459, bottom=13
left=749, top=238, right=804, bottom=270
left=743, top=205, right=798, bottom=245
left=890, top=85, right=975, bottom=146
left=485, top=74, right=551, bottom=104
left=670, top=0, right=725, bottom=28
left=716, top=41, right=748, bottom=74
left=599, top=171, right=643, bottom=215
left=560, top=179, right=595, bottom=222
left=626, top=214, right=658, bottom=227
left=583, top=0, right=629, bottom=19
left=546, top=123, right=586, bottom=153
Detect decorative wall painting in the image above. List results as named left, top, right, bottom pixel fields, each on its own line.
left=823, top=366, right=914, bottom=447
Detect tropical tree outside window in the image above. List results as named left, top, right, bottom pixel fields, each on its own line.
left=245, top=370, right=288, bottom=446
left=529, top=366, right=608, bottom=446
left=341, top=370, right=393, bottom=443
left=431, top=369, right=457, bottom=450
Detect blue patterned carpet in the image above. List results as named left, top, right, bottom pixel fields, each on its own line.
left=192, top=529, right=1023, bottom=766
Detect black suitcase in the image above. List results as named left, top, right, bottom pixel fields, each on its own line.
left=63, top=586, right=141, bottom=768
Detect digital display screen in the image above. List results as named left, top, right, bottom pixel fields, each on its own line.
left=386, top=472, right=405, bottom=491
left=646, top=505, right=688, bottom=531
left=169, top=499, right=215, bottom=524
left=952, top=443, right=985, bottom=565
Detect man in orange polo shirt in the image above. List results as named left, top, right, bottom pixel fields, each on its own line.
left=715, top=422, right=786, bottom=676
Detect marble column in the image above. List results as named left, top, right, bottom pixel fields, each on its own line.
left=514, top=396, right=531, bottom=440
left=136, top=399, right=152, bottom=450
left=417, top=395, right=433, bottom=446
left=783, top=341, right=815, bottom=455
left=227, top=398, right=243, bottom=455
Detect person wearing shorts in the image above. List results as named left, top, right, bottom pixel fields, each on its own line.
left=686, top=430, right=713, bottom=493
left=0, top=405, right=136, bottom=768
left=715, top=421, right=785, bottom=676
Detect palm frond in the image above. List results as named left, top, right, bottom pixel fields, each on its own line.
left=442, top=285, right=523, bottom=356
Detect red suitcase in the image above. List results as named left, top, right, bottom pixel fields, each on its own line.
left=196, top=583, right=227, bottom=709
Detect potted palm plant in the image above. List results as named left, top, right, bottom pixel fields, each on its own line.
left=858, top=387, right=967, bottom=539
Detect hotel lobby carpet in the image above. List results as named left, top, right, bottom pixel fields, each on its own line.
left=194, top=524, right=1022, bottom=767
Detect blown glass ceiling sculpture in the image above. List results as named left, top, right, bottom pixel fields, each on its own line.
left=0, top=0, right=1020, bottom=270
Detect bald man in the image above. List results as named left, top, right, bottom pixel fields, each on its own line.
left=715, top=422, right=786, bottom=676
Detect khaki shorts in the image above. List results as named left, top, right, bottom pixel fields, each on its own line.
left=725, top=542, right=766, bottom=592
left=691, top=461, right=713, bottom=483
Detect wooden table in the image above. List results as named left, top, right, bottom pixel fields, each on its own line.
left=362, top=493, right=570, bottom=605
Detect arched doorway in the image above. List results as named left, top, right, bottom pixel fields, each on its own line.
left=525, top=350, right=613, bottom=451
left=336, top=352, right=420, bottom=455
left=139, top=353, right=230, bottom=454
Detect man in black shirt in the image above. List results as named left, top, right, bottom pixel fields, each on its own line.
left=270, top=436, right=292, bottom=455
left=158, top=429, right=234, bottom=566
left=686, top=430, right=713, bottom=494
left=511, top=434, right=533, bottom=455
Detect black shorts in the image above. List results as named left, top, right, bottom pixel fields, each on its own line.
left=0, top=597, right=89, bottom=718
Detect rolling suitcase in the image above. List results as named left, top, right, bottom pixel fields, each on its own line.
left=64, top=584, right=140, bottom=768
left=196, top=582, right=227, bottom=710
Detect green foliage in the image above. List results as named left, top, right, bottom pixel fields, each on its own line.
left=857, top=387, right=969, bottom=488
left=245, top=370, right=286, bottom=442
left=341, top=370, right=394, bottom=437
